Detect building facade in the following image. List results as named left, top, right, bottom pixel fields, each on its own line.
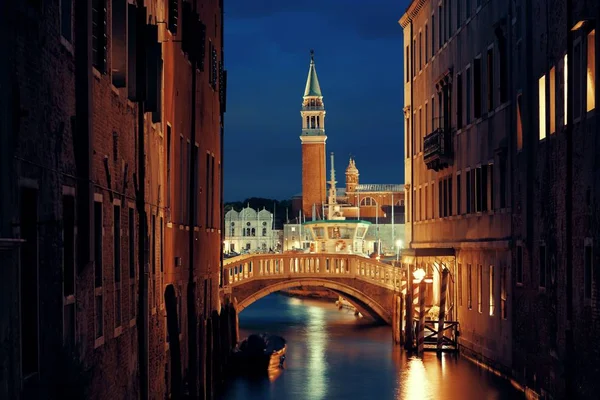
left=224, top=207, right=279, bottom=253
left=401, top=0, right=599, bottom=398
left=0, top=1, right=226, bottom=399
left=401, top=0, right=514, bottom=383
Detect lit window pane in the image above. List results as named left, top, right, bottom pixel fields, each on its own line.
left=539, top=75, right=546, bottom=140
left=587, top=30, right=595, bottom=112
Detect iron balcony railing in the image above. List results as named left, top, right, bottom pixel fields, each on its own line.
left=423, top=127, right=452, bottom=171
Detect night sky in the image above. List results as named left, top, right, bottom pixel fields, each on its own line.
left=223, top=0, right=410, bottom=201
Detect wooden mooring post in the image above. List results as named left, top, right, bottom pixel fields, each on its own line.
left=417, top=280, right=426, bottom=355
left=437, top=268, right=449, bottom=354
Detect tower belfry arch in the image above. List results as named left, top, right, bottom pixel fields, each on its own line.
left=300, top=50, right=327, bottom=218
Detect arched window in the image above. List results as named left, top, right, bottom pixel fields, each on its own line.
left=360, top=196, right=377, bottom=206
left=230, top=222, right=235, bottom=236
left=317, top=116, right=320, bottom=128
left=251, top=228, right=256, bottom=237
left=397, top=200, right=405, bottom=206
left=262, top=227, right=267, bottom=236
left=245, top=228, right=251, bottom=236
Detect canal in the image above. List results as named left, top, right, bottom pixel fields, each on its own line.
left=219, top=293, right=523, bottom=400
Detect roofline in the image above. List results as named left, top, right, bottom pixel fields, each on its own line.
left=399, top=0, right=428, bottom=28
left=303, top=220, right=372, bottom=226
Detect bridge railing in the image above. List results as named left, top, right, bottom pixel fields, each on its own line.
left=222, top=253, right=404, bottom=291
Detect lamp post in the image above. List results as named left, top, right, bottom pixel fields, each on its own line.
left=396, top=239, right=403, bottom=263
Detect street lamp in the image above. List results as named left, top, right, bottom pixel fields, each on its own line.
left=396, top=239, right=403, bottom=262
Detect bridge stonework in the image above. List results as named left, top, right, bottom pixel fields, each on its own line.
left=221, top=253, right=405, bottom=326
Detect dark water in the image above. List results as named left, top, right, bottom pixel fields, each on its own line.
left=219, top=293, right=523, bottom=400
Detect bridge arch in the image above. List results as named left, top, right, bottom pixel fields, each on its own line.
left=233, top=278, right=392, bottom=324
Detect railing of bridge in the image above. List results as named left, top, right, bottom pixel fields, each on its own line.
left=222, top=253, right=403, bottom=292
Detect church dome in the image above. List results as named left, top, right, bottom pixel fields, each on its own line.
left=225, top=209, right=239, bottom=220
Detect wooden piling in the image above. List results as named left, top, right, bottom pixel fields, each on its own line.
left=437, top=268, right=449, bottom=353
left=417, top=280, right=426, bottom=355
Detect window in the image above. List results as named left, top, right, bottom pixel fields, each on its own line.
left=539, top=244, right=546, bottom=288
left=458, top=263, right=463, bottom=306
left=94, top=200, right=103, bottom=341
left=466, top=67, right=472, bottom=123
left=477, top=264, right=483, bottom=313
left=21, top=187, right=39, bottom=376
left=425, top=25, right=428, bottom=64
left=114, top=204, right=122, bottom=327
left=193, top=145, right=199, bottom=226
left=447, top=0, right=452, bottom=39
left=151, top=214, right=156, bottom=308
left=206, top=152, right=211, bottom=226
left=474, top=58, right=482, bottom=118
left=516, top=245, right=523, bottom=284
left=432, top=14, right=436, bottom=57
left=584, top=241, right=592, bottom=299
left=549, top=67, right=556, bottom=134
left=167, top=125, right=172, bottom=212
left=448, top=176, right=453, bottom=216
left=168, top=0, right=179, bottom=34
left=412, top=38, right=416, bottom=79
left=63, top=193, right=76, bottom=346
left=499, top=154, right=506, bottom=208
left=501, top=266, right=507, bottom=319
left=574, top=41, right=582, bottom=119
left=63, top=195, right=76, bottom=297
left=443, top=179, right=448, bottom=217
left=424, top=186, right=428, bottom=220
left=489, top=265, right=495, bottom=316
left=564, top=54, right=569, bottom=124
left=456, top=0, right=461, bottom=28
left=419, top=108, right=423, bottom=152
left=438, top=5, right=443, bottom=48
left=457, top=73, right=463, bottom=128
left=438, top=181, right=443, bottom=218
left=481, top=166, right=488, bottom=212
left=60, top=0, right=72, bottom=42
left=431, top=181, right=435, bottom=219
left=406, top=116, right=410, bottom=158
left=467, top=264, right=472, bottom=309
left=587, top=30, right=596, bottom=112
left=360, top=197, right=377, bottom=206
left=419, top=31, right=423, bottom=70
left=160, top=217, right=164, bottom=274
left=128, top=207, right=136, bottom=320
left=488, top=163, right=494, bottom=210
left=539, top=75, right=547, bottom=140
left=211, top=155, right=215, bottom=227
left=431, top=96, right=436, bottom=130
left=179, top=135, right=185, bottom=222
left=517, top=93, right=524, bottom=150
left=456, top=173, right=462, bottom=215
left=475, top=167, right=482, bottom=212
left=186, top=141, right=191, bottom=223
left=262, top=227, right=267, bottom=237
left=405, top=46, right=410, bottom=83
left=92, top=0, right=107, bottom=73
left=499, top=34, right=508, bottom=103
left=112, top=0, right=127, bottom=87
left=466, top=170, right=471, bottom=213
left=487, top=48, right=494, bottom=111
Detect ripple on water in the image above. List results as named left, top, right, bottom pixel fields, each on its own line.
left=219, top=293, right=523, bottom=400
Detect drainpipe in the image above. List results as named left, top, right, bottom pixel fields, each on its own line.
left=134, top=1, right=149, bottom=398
left=187, top=3, right=198, bottom=398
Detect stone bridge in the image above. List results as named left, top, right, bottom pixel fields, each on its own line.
left=221, top=253, right=405, bottom=325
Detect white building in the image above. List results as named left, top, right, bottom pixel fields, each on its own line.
left=224, top=206, right=279, bottom=253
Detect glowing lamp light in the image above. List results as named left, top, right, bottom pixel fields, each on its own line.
left=424, top=274, right=434, bottom=284
left=396, top=239, right=403, bottom=248
left=413, top=268, right=425, bottom=283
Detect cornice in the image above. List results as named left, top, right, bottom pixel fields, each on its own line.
left=399, top=0, right=428, bottom=28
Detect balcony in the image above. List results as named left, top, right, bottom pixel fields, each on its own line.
left=423, top=127, right=452, bottom=171
left=302, top=105, right=325, bottom=111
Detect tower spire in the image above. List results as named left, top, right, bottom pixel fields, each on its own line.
left=304, top=50, right=322, bottom=97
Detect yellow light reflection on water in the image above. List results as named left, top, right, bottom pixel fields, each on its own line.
left=307, top=305, right=328, bottom=399
left=399, top=356, right=432, bottom=400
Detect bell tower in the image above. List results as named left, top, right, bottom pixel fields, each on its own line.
left=345, top=157, right=359, bottom=193
left=300, top=50, right=327, bottom=218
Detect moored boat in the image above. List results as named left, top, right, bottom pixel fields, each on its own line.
left=231, top=333, right=286, bottom=376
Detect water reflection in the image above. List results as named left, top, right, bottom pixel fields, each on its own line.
left=219, top=293, right=522, bottom=400
left=306, top=306, right=327, bottom=399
